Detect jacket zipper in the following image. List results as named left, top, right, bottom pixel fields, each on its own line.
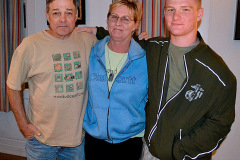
left=148, top=55, right=189, bottom=146
left=107, top=62, right=131, bottom=141
left=98, top=57, right=132, bottom=141
left=107, top=107, right=110, bottom=140
left=96, top=58, right=111, bottom=140
left=148, top=57, right=169, bottom=145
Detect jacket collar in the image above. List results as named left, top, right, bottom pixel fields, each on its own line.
left=94, top=36, right=146, bottom=61
left=162, top=31, right=208, bottom=86
left=183, top=31, right=208, bottom=77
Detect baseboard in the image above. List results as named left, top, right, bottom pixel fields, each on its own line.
left=0, top=137, right=26, bottom=157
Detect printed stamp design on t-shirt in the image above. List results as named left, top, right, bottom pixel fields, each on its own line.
left=52, top=51, right=83, bottom=97
left=74, top=61, right=82, bottom=69
left=52, top=54, right=61, bottom=61
left=55, top=85, right=64, bottom=93
left=54, top=63, right=63, bottom=72
left=73, top=51, right=80, bottom=59
left=64, top=63, right=72, bottom=71
left=75, top=71, right=83, bottom=80
left=66, top=84, right=74, bottom=92
left=74, top=61, right=81, bottom=69
left=55, top=74, right=63, bottom=82
left=76, top=82, right=83, bottom=90
left=63, top=53, right=71, bottom=61
left=64, top=73, right=74, bottom=82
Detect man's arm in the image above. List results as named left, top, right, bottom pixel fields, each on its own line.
left=75, top=26, right=150, bottom=42
left=173, top=79, right=237, bottom=160
left=7, top=86, right=41, bottom=139
left=96, top=27, right=150, bottom=49
left=75, top=27, right=97, bottom=36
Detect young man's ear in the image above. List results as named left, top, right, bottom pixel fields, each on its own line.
left=197, top=8, right=204, bottom=22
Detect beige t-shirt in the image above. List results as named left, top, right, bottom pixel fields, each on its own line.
left=7, top=30, right=97, bottom=147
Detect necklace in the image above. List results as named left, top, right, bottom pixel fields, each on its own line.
left=107, top=46, right=127, bottom=82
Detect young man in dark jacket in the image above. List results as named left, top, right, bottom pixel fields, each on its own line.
left=138, top=0, right=237, bottom=159
left=77, top=0, right=237, bottom=159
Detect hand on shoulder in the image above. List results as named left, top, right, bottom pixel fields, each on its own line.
left=75, top=27, right=97, bottom=35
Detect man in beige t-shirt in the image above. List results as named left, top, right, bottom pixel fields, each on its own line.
left=7, top=0, right=97, bottom=159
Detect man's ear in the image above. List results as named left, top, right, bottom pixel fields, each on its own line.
left=46, top=11, right=50, bottom=22
left=75, top=9, right=78, bottom=22
left=197, top=8, right=204, bottom=22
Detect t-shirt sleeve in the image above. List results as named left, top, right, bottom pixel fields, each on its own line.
left=7, top=39, right=32, bottom=90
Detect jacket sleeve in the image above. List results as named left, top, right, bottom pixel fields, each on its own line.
left=96, top=27, right=109, bottom=40
left=173, top=78, right=237, bottom=160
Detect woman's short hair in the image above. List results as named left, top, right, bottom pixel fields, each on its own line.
left=107, top=0, right=142, bottom=23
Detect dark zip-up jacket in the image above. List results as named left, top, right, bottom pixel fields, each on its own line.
left=96, top=27, right=237, bottom=160
left=139, top=32, right=236, bottom=160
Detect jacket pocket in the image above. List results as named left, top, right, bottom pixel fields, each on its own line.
left=108, top=107, right=145, bottom=139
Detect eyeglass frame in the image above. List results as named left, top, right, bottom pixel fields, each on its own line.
left=107, top=14, right=135, bottom=24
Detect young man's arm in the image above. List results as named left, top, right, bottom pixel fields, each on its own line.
left=96, top=27, right=109, bottom=40
left=7, top=87, right=41, bottom=139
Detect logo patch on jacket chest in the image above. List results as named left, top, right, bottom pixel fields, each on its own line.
left=185, top=84, right=204, bottom=101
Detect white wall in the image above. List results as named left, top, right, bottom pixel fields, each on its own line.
left=0, top=90, right=29, bottom=157
left=1, top=0, right=239, bottom=159
left=206, top=0, right=240, bottom=159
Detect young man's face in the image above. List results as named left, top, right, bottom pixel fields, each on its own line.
left=164, top=0, right=203, bottom=38
left=46, top=0, right=78, bottom=39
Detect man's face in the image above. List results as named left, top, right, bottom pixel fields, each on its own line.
left=46, top=0, right=78, bottom=39
left=164, top=0, right=203, bottom=38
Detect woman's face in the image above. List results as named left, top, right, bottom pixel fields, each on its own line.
left=107, top=5, right=139, bottom=42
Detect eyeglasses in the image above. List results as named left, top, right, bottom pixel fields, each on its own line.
left=108, top=14, right=134, bottom=24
